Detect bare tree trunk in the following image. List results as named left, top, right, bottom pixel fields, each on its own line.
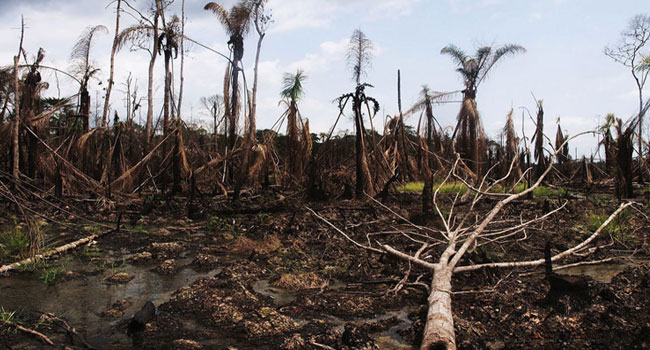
left=12, top=18, right=24, bottom=180
left=145, top=12, right=159, bottom=149
left=102, top=0, right=121, bottom=128
left=163, top=52, right=171, bottom=136
left=229, top=59, right=240, bottom=152
left=421, top=268, right=456, bottom=350
left=81, top=88, right=90, bottom=132
left=177, top=0, right=185, bottom=119
left=249, top=30, right=264, bottom=141
left=12, top=54, right=20, bottom=180
left=636, top=79, right=644, bottom=184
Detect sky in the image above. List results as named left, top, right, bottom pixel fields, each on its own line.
left=0, top=0, right=648, bottom=158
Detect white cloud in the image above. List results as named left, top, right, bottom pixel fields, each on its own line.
left=268, top=0, right=422, bottom=33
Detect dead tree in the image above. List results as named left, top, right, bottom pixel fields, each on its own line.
left=532, top=100, right=546, bottom=180
left=102, top=0, right=122, bottom=128
left=605, top=14, right=650, bottom=183
left=312, top=131, right=632, bottom=350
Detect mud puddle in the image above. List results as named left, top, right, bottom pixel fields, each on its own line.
left=557, top=258, right=650, bottom=283
left=0, top=254, right=218, bottom=349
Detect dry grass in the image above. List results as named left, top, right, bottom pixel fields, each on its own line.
left=272, top=272, right=327, bottom=290
left=231, top=235, right=281, bottom=255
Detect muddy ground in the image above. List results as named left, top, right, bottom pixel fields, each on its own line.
left=1, top=188, right=650, bottom=349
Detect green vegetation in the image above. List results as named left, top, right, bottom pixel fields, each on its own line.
left=123, top=224, right=150, bottom=234
left=0, top=224, right=30, bottom=260
left=207, top=215, right=237, bottom=234
left=18, top=259, right=49, bottom=272
left=397, top=181, right=565, bottom=200
left=586, top=210, right=633, bottom=245
left=397, top=181, right=469, bottom=195
left=39, top=265, right=66, bottom=285
left=0, top=308, right=18, bottom=334
left=572, top=209, right=633, bottom=246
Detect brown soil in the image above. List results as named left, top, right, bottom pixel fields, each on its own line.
left=1, top=190, right=649, bottom=349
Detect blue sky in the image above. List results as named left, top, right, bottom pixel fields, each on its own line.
left=0, top=0, right=647, bottom=158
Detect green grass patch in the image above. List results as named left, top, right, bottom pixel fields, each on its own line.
left=436, top=182, right=469, bottom=195
left=39, top=266, right=66, bottom=285
left=0, top=224, right=30, bottom=260
left=397, top=181, right=569, bottom=200
left=397, top=181, right=469, bottom=195
left=396, top=182, right=424, bottom=193
left=18, top=259, right=49, bottom=272
left=574, top=209, right=633, bottom=246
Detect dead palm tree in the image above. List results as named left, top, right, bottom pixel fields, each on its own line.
left=555, top=121, right=569, bottom=165
left=204, top=1, right=254, bottom=154
left=280, top=69, right=307, bottom=181
left=532, top=100, right=546, bottom=179
left=441, top=43, right=525, bottom=177
left=19, top=48, right=49, bottom=178
left=70, top=25, right=107, bottom=132
left=158, top=15, right=180, bottom=136
left=503, top=108, right=522, bottom=183
left=337, top=29, right=379, bottom=198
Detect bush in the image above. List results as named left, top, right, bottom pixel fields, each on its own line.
left=0, top=224, right=30, bottom=260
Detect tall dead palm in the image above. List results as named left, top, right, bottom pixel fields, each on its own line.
left=503, top=108, right=522, bottom=183
left=204, top=1, right=254, bottom=154
left=19, top=48, right=49, bottom=178
left=158, top=15, right=180, bottom=136
left=338, top=29, right=379, bottom=198
left=280, top=69, right=307, bottom=181
left=441, top=44, right=525, bottom=177
left=116, top=3, right=162, bottom=147
left=70, top=25, right=107, bottom=132
left=555, top=121, right=569, bottom=165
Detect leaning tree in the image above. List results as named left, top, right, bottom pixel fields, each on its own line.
left=337, top=29, right=379, bottom=198
left=441, top=44, right=525, bottom=178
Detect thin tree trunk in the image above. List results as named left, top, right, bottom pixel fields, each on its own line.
left=81, top=88, right=90, bottom=132
left=230, top=58, right=239, bottom=152
left=177, top=0, right=185, bottom=119
left=249, top=31, right=264, bottom=141
left=355, top=100, right=364, bottom=198
left=12, top=18, right=23, bottom=180
left=163, top=52, right=171, bottom=136
left=421, top=267, right=456, bottom=350
left=102, top=0, right=121, bottom=128
left=145, top=12, right=159, bottom=148
left=397, top=70, right=410, bottom=181
left=12, top=54, right=20, bottom=180
left=637, top=81, right=644, bottom=184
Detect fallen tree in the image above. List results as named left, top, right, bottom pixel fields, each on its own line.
left=0, top=219, right=119, bottom=275
left=310, top=132, right=636, bottom=350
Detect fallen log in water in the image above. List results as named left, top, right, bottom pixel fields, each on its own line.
left=0, top=218, right=120, bottom=275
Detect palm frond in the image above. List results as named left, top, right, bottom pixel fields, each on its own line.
left=116, top=25, right=154, bottom=52
left=347, top=29, right=374, bottom=84
left=280, top=69, right=307, bottom=102
left=441, top=44, right=467, bottom=66
left=477, top=43, right=526, bottom=87
left=204, top=2, right=231, bottom=29
left=71, top=25, right=108, bottom=63
left=491, top=44, right=526, bottom=65
left=205, top=1, right=253, bottom=36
